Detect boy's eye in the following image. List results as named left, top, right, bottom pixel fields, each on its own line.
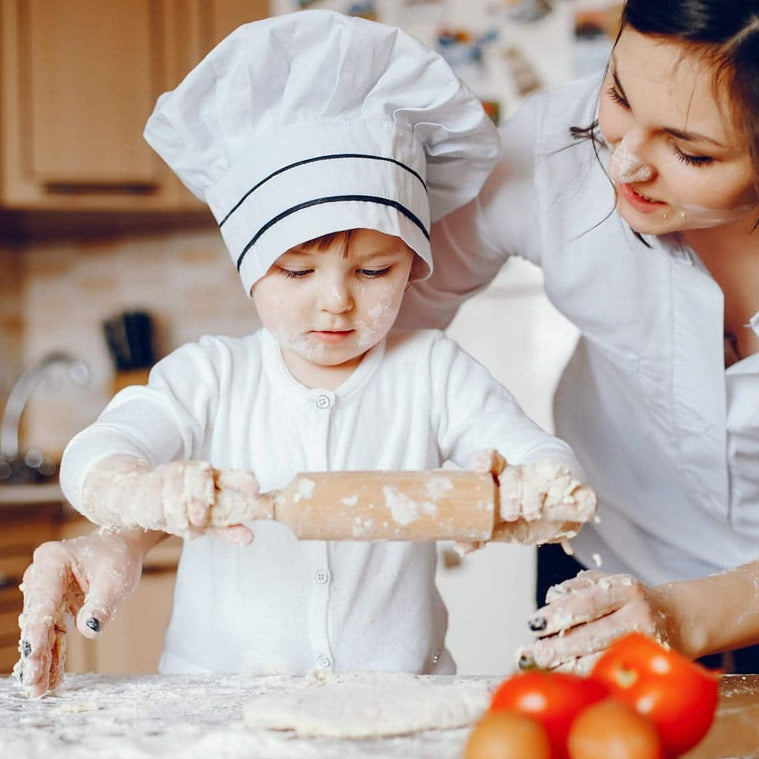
left=358, top=267, right=391, bottom=278
left=279, top=268, right=312, bottom=278
left=606, top=84, right=629, bottom=109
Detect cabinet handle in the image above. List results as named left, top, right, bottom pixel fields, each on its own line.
left=142, top=564, right=177, bottom=577
left=44, top=182, right=158, bottom=195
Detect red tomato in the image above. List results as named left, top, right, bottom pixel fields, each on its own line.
left=489, top=671, right=610, bottom=759
left=590, top=633, right=719, bottom=758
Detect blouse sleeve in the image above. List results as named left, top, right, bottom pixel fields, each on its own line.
left=396, top=90, right=549, bottom=330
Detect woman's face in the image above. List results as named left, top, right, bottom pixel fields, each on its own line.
left=598, top=27, right=758, bottom=236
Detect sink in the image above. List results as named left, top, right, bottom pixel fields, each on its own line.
left=0, top=351, right=89, bottom=487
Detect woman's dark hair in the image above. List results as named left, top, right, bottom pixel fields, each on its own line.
left=621, top=0, right=759, bottom=198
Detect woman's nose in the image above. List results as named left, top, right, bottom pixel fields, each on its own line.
left=608, top=132, right=655, bottom=183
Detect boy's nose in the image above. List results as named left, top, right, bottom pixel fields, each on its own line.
left=319, top=282, right=353, bottom=313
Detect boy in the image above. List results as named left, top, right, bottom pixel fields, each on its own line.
left=18, top=10, right=592, bottom=694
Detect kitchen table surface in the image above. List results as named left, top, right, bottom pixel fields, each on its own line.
left=1, top=672, right=757, bottom=758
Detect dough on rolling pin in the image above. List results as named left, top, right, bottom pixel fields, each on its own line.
left=243, top=671, right=492, bottom=738
left=492, top=461, right=596, bottom=545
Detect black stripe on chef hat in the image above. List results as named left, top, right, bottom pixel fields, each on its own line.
left=235, top=194, right=430, bottom=271
left=217, top=152, right=429, bottom=272
left=219, top=153, right=427, bottom=228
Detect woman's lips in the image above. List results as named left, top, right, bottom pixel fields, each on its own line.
left=618, top=182, right=667, bottom=214
left=310, top=330, right=354, bottom=344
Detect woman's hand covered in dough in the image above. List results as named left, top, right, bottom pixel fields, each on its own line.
left=15, top=530, right=147, bottom=698
left=80, top=454, right=258, bottom=540
left=518, top=570, right=680, bottom=675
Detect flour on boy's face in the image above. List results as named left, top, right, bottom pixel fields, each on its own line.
left=251, top=228, right=414, bottom=381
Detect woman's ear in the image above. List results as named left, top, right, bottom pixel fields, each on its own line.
left=404, top=280, right=414, bottom=292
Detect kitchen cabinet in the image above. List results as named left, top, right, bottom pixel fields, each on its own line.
left=0, top=497, right=181, bottom=677
left=60, top=520, right=182, bottom=676
left=0, top=502, right=60, bottom=672
left=0, top=0, right=268, bottom=212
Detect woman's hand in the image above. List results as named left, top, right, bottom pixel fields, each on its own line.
left=518, top=570, right=682, bottom=675
left=15, top=528, right=159, bottom=698
left=79, top=454, right=259, bottom=539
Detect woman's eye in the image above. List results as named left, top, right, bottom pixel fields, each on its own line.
left=358, top=267, right=391, bottom=278
left=606, top=85, right=629, bottom=108
left=672, top=144, right=713, bottom=168
left=279, top=268, right=312, bottom=278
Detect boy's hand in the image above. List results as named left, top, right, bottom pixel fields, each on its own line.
left=495, top=458, right=596, bottom=524
left=455, top=450, right=596, bottom=552
left=80, top=455, right=258, bottom=539
left=144, top=460, right=218, bottom=534
left=15, top=530, right=149, bottom=698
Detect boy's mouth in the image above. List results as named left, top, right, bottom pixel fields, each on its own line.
left=310, top=330, right=354, bottom=344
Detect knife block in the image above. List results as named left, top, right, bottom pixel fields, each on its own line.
left=111, top=367, right=151, bottom=396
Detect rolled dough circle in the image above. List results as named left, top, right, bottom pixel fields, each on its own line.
left=243, top=672, right=493, bottom=738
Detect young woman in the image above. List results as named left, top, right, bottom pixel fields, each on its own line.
left=398, top=0, right=759, bottom=673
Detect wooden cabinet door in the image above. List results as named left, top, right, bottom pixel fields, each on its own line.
left=184, top=0, right=269, bottom=68
left=207, top=0, right=270, bottom=41
left=58, top=521, right=182, bottom=675
left=0, top=506, right=58, bottom=675
left=66, top=566, right=178, bottom=675
left=0, top=0, right=192, bottom=209
left=25, top=0, right=158, bottom=187
left=0, top=0, right=269, bottom=211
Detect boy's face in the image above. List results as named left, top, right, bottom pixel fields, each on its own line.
left=252, top=229, right=414, bottom=382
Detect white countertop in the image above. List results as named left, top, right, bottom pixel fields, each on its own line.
left=0, top=673, right=499, bottom=759
left=4, top=673, right=759, bottom=758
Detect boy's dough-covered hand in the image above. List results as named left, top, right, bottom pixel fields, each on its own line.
left=15, top=529, right=149, bottom=698
left=455, top=451, right=597, bottom=553
left=80, top=454, right=258, bottom=540
left=491, top=455, right=596, bottom=524
left=517, top=570, right=677, bottom=675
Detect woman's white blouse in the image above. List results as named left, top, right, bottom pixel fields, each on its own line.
left=60, top=328, right=576, bottom=675
left=399, top=74, right=759, bottom=586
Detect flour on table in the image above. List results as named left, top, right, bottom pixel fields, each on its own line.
left=243, top=671, right=492, bottom=738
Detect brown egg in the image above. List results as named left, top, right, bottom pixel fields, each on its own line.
left=567, top=699, right=664, bottom=759
left=464, top=709, right=552, bottom=759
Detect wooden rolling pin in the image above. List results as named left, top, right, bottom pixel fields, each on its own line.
left=211, top=464, right=596, bottom=544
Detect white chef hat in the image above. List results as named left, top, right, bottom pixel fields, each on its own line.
left=144, top=9, right=499, bottom=295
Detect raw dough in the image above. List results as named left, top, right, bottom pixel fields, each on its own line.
left=242, top=671, right=493, bottom=738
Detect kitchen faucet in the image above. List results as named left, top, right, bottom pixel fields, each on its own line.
left=0, top=351, right=90, bottom=462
